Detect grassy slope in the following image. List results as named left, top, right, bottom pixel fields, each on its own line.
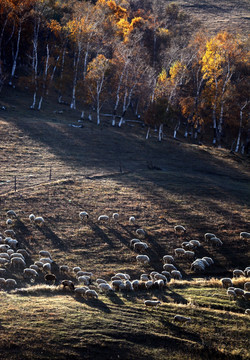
left=0, top=87, right=249, bottom=359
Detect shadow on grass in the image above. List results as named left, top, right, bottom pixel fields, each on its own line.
left=74, top=296, right=111, bottom=313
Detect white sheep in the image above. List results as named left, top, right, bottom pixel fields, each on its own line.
left=234, top=288, right=244, bottom=297
left=112, top=213, right=119, bottom=220
left=162, top=271, right=171, bottom=280
left=79, top=211, right=89, bottom=221
left=145, top=280, right=154, bottom=289
left=243, top=291, right=250, bottom=301
left=154, top=273, right=167, bottom=282
left=140, top=274, right=149, bottom=282
left=204, top=233, right=216, bottom=242
left=150, top=271, right=159, bottom=279
left=43, top=263, right=51, bottom=273
left=209, top=237, right=223, bottom=246
left=17, top=249, right=29, bottom=258
left=191, top=259, right=205, bottom=272
left=30, top=264, right=39, bottom=272
left=85, top=289, right=98, bottom=299
left=73, top=266, right=81, bottom=273
left=144, top=300, right=161, bottom=307
left=244, top=282, right=250, bottom=291
left=6, top=210, right=17, bottom=218
left=34, top=261, right=44, bottom=268
left=174, top=248, right=185, bottom=257
left=5, top=278, right=17, bottom=288
left=189, top=240, right=201, bottom=248
left=131, top=280, right=139, bottom=290
left=202, top=257, right=214, bottom=266
left=5, top=238, right=18, bottom=249
left=60, top=265, right=69, bottom=273
left=171, top=270, right=182, bottom=280
left=133, top=241, right=148, bottom=252
left=112, top=279, right=123, bottom=290
left=11, top=257, right=26, bottom=269
left=184, top=251, right=195, bottom=259
left=233, top=269, right=245, bottom=278
left=115, top=273, right=130, bottom=280
left=174, top=225, right=186, bottom=235
left=39, top=257, right=53, bottom=264
left=78, top=275, right=90, bottom=285
left=23, top=268, right=38, bottom=279
left=0, top=278, right=6, bottom=287
left=163, top=263, right=177, bottom=272
left=29, top=214, right=35, bottom=222
left=74, top=286, right=89, bottom=296
left=227, top=289, right=236, bottom=300
left=4, top=229, right=15, bottom=237
left=154, top=279, right=165, bottom=289
left=245, top=309, right=250, bottom=315
left=98, top=283, right=113, bottom=292
left=124, top=280, right=133, bottom=291
left=136, top=229, right=146, bottom=237
left=129, top=216, right=136, bottom=224
left=136, top=254, right=150, bottom=264
left=0, top=253, right=10, bottom=260
left=34, top=216, right=45, bottom=226
left=0, top=244, right=10, bottom=252
left=39, top=250, right=52, bottom=259
left=163, top=255, right=175, bottom=264
left=174, top=315, right=191, bottom=323
left=98, top=215, right=109, bottom=222
left=6, top=219, right=13, bottom=226
left=96, top=279, right=107, bottom=285
left=221, top=278, right=233, bottom=288
left=240, top=232, right=250, bottom=240
left=7, top=249, right=14, bottom=255
left=130, top=238, right=141, bottom=247
left=0, top=257, right=9, bottom=265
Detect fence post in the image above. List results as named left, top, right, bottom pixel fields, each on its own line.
left=14, top=176, right=16, bottom=192
left=49, top=167, right=52, bottom=181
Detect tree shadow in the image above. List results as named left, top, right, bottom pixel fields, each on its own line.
left=37, top=224, right=68, bottom=250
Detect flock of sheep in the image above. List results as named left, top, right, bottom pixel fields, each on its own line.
left=0, top=209, right=249, bottom=320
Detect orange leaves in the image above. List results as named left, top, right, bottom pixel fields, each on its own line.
left=49, top=19, right=61, bottom=37
left=87, top=54, right=109, bottom=79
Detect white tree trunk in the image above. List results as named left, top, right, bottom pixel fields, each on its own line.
left=146, top=127, right=150, bottom=139
left=158, top=124, right=163, bottom=141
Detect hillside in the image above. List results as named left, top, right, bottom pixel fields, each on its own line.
left=0, top=87, right=249, bottom=359
left=178, top=0, right=250, bottom=33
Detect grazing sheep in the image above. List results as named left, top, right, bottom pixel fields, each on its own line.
left=43, top=263, right=51, bottom=273
left=234, top=288, right=244, bottom=297
left=0, top=278, right=6, bottom=287
left=74, top=286, right=89, bottom=296
left=0, top=244, right=10, bottom=252
left=79, top=271, right=93, bottom=278
left=174, top=248, right=185, bottom=257
left=34, top=261, right=44, bottom=268
left=145, top=280, right=154, bottom=289
left=133, top=241, right=148, bottom=252
left=0, top=253, right=10, bottom=260
left=29, top=214, right=35, bottom=222
left=0, top=269, right=6, bottom=276
left=79, top=211, right=89, bottom=221
left=171, top=270, right=182, bottom=280
left=162, top=271, right=171, bottom=280
left=78, top=276, right=90, bottom=285
left=130, top=239, right=141, bottom=247
left=10, top=257, right=26, bottom=269
left=23, top=268, right=38, bottom=279
left=62, top=280, right=75, bottom=291
left=96, top=279, right=107, bottom=285
left=60, top=265, right=69, bottom=273
left=112, top=213, right=119, bottom=220
left=144, top=300, right=161, bottom=307
left=39, top=257, right=53, bottom=264
left=111, top=275, right=122, bottom=281
left=200, top=258, right=210, bottom=267
left=5, top=238, right=18, bottom=249
left=150, top=271, right=159, bottom=279
left=124, top=280, right=133, bottom=291
left=4, top=229, right=15, bottom=237
left=17, top=249, right=29, bottom=258
left=233, top=269, right=245, bottom=278
left=30, top=264, right=39, bottom=272
left=136, top=255, right=150, bottom=264
left=34, top=217, right=45, bottom=226
left=204, top=233, right=216, bottom=242
left=221, top=278, right=233, bottom=288
left=112, top=279, right=123, bottom=291
left=39, top=250, right=52, bottom=259
left=184, top=251, right=195, bottom=259
left=163, top=255, right=175, bottom=264
left=140, top=274, right=149, bottom=282
left=202, top=257, right=214, bottom=265
left=73, top=266, right=81, bottom=273
left=189, top=240, right=201, bottom=248
left=131, top=279, right=139, bottom=290
left=98, top=215, right=109, bottom=222
left=243, top=291, right=250, bottom=301
left=244, top=282, right=250, bottom=291
left=209, top=237, right=223, bottom=246
left=136, top=229, right=146, bottom=237
left=5, top=278, right=17, bottom=288
left=76, top=271, right=88, bottom=277
left=0, top=257, right=9, bottom=266
left=115, top=273, right=130, bottom=280
left=227, top=289, right=236, bottom=300
left=174, top=225, right=186, bottom=235
left=174, top=315, right=191, bottom=323
left=129, top=216, right=136, bottom=224
left=7, top=249, right=14, bottom=255
left=181, top=241, right=190, bottom=249
left=244, top=267, right=250, bottom=276
left=154, top=273, right=167, bottom=282
left=6, top=210, right=17, bottom=218
left=245, top=309, right=250, bottom=315
left=191, top=259, right=205, bottom=272
left=6, top=219, right=13, bottom=226
left=240, top=232, right=250, bottom=240
left=154, top=279, right=165, bottom=289
left=85, top=289, right=98, bottom=299
left=98, top=283, right=113, bottom=292
left=163, top=264, right=177, bottom=272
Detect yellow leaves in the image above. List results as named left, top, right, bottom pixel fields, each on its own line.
left=169, top=61, right=187, bottom=84
left=130, top=17, right=144, bottom=30
left=157, top=68, right=167, bottom=84
left=157, top=28, right=170, bottom=37
left=86, top=54, right=109, bottom=80
left=49, top=19, right=61, bottom=37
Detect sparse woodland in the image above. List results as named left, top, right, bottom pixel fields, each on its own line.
left=0, top=0, right=249, bottom=151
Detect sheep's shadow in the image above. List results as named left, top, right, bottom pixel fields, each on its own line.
left=167, top=288, right=188, bottom=304
left=37, top=224, right=68, bottom=250
left=106, top=292, right=125, bottom=305
left=74, top=296, right=111, bottom=313
left=13, top=218, right=35, bottom=251
left=88, top=221, right=114, bottom=248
